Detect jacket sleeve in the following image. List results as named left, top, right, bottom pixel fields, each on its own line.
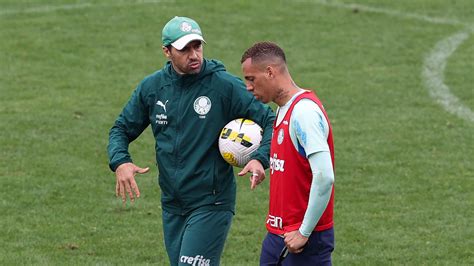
left=107, top=84, right=150, bottom=171
left=229, top=79, right=275, bottom=169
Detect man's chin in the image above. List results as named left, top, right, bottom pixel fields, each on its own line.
left=254, top=96, right=267, bottom=103
left=188, top=66, right=201, bottom=74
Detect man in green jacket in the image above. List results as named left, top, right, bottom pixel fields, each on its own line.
left=107, top=16, right=275, bottom=265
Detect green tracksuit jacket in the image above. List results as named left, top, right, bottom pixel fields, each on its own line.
left=108, top=59, right=275, bottom=215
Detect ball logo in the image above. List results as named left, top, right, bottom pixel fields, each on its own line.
left=194, top=96, right=211, bottom=117
left=220, top=128, right=254, bottom=148
left=180, top=22, right=192, bottom=32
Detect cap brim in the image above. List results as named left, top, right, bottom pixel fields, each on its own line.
left=171, top=33, right=206, bottom=50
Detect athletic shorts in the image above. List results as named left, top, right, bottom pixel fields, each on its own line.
left=162, top=208, right=234, bottom=266
left=260, top=227, right=334, bottom=266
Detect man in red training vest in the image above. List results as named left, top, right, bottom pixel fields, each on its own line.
left=241, top=42, right=335, bottom=265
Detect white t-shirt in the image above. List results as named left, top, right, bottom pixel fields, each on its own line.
left=275, top=90, right=330, bottom=157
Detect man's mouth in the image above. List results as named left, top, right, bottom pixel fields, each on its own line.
left=189, top=61, right=200, bottom=69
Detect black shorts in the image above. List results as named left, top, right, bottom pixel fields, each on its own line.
left=260, top=227, right=335, bottom=266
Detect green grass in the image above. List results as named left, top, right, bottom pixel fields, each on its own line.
left=1, top=0, right=473, bottom=265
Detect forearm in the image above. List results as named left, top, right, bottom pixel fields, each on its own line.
left=107, top=86, right=149, bottom=171
left=299, top=151, right=334, bottom=237
left=250, top=105, right=275, bottom=169
left=108, top=121, right=133, bottom=171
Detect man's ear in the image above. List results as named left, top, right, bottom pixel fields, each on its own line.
left=162, top=46, right=171, bottom=58
left=266, top=65, right=275, bottom=79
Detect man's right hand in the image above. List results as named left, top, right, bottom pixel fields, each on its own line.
left=115, top=162, right=149, bottom=203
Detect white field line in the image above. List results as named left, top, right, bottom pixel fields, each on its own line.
left=297, top=0, right=474, bottom=123
left=422, top=31, right=474, bottom=123
left=296, top=0, right=470, bottom=27
left=0, top=0, right=174, bottom=16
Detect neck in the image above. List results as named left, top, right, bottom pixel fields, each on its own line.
left=274, top=80, right=302, bottom=106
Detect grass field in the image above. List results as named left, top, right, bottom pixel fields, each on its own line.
left=1, top=0, right=473, bottom=265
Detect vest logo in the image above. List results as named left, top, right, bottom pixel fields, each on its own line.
left=277, top=128, right=284, bottom=145
left=266, top=214, right=283, bottom=229
left=194, top=96, right=211, bottom=118
left=270, top=153, right=285, bottom=174
left=180, top=255, right=210, bottom=266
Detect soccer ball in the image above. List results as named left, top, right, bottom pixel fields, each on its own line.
left=218, top=118, right=263, bottom=167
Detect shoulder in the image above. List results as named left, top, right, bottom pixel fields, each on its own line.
left=213, top=70, right=245, bottom=90
left=293, top=99, right=324, bottom=118
left=208, top=67, right=247, bottom=100
left=136, top=68, right=168, bottom=94
left=141, top=69, right=166, bottom=86
left=205, top=59, right=243, bottom=84
left=292, top=99, right=328, bottom=133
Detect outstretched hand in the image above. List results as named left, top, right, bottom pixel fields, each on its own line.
left=238, top=159, right=265, bottom=190
left=115, top=162, right=149, bottom=203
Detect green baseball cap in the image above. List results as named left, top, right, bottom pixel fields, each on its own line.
left=162, top=16, right=206, bottom=50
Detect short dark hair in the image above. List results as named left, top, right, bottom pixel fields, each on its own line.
left=240, top=41, right=286, bottom=64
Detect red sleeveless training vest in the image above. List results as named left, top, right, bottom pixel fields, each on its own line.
left=266, top=91, right=335, bottom=235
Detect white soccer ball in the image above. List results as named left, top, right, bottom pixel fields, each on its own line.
left=218, top=118, right=263, bottom=168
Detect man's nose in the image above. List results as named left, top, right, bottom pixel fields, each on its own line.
left=245, top=83, right=253, bottom=91
left=189, top=48, right=199, bottom=59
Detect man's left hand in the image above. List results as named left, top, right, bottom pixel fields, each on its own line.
left=238, top=159, right=265, bottom=190
left=284, top=230, right=309, bottom=253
